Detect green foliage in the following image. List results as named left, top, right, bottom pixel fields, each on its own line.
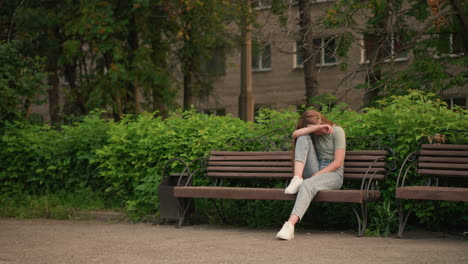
left=0, top=189, right=109, bottom=219
left=324, top=0, right=467, bottom=102
left=0, top=111, right=110, bottom=196
left=0, top=41, right=48, bottom=125
left=366, top=201, right=398, bottom=237
left=1, top=91, right=467, bottom=233
left=5, top=0, right=243, bottom=121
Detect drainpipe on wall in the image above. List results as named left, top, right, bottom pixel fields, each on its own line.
left=239, top=0, right=254, bottom=122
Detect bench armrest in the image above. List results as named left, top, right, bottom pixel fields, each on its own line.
left=162, top=157, right=208, bottom=187
left=360, top=156, right=387, bottom=198
left=396, top=151, right=419, bottom=188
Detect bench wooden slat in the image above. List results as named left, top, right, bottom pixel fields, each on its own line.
left=206, top=172, right=385, bottom=180
left=396, top=186, right=468, bottom=202
left=210, top=161, right=386, bottom=168
left=207, top=172, right=291, bottom=179
left=421, top=144, right=468, bottom=150
left=419, top=157, right=468, bottom=163
left=418, top=163, right=468, bottom=169
left=207, top=166, right=293, bottom=172
left=344, top=162, right=386, bottom=167
left=208, top=166, right=385, bottom=174
left=346, top=150, right=388, bottom=155
left=344, top=167, right=386, bottom=173
left=209, top=155, right=291, bottom=161
left=420, top=150, right=468, bottom=157
left=417, top=169, right=468, bottom=177
left=211, top=151, right=289, bottom=156
left=344, top=156, right=386, bottom=161
left=208, top=161, right=292, bottom=167
left=344, top=173, right=385, bottom=180
left=174, top=186, right=380, bottom=203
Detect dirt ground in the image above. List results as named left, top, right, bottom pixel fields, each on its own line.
left=0, top=218, right=467, bottom=264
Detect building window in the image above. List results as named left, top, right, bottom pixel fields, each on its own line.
left=201, top=47, right=225, bottom=76
left=199, top=108, right=226, bottom=116
left=444, top=97, right=466, bottom=110
left=435, top=33, right=464, bottom=57
left=362, top=33, right=408, bottom=63
left=294, top=41, right=304, bottom=68
left=314, top=38, right=337, bottom=65
left=294, top=38, right=337, bottom=68
left=252, top=43, right=271, bottom=71
left=253, top=0, right=271, bottom=10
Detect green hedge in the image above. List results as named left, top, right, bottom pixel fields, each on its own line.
left=0, top=91, right=467, bottom=233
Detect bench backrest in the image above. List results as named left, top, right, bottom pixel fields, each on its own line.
left=207, top=150, right=388, bottom=180
left=418, top=144, right=468, bottom=178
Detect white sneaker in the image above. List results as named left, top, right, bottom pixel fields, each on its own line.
left=284, top=176, right=303, bottom=194
left=276, top=222, right=294, bottom=240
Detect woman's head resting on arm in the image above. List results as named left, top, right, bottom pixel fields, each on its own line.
left=296, top=110, right=336, bottom=135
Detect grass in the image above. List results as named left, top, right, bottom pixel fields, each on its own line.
left=0, top=189, right=121, bottom=220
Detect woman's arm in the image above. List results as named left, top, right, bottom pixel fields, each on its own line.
left=312, top=148, right=345, bottom=176
left=292, top=124, right=334, bottom=138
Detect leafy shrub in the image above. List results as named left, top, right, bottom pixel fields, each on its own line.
left=1, top=91, right=467, bottom=233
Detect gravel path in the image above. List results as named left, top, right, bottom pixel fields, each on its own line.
left=0, top=218, right=467, bottom=264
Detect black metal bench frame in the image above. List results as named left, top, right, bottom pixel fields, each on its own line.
left=395, top=142, right=468, bottom=238
left=160, top=131, right=394, bottom=236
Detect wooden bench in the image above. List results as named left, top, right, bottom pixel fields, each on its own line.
left=161, top=145, right=392, bottom=236
left=395, top=143, right=468, bottom=237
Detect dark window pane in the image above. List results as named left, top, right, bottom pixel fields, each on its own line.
left=252, top=42, right=261, bottom=69
left=364, top=33, right=379, bottom=61
left=296, top=41, right=304, bottom=66
left=313, top=38, right=322, bottom=64
left=365, top=33, right=390, bottom=60
left=261, top=44, right=271, bottom=68
left=393, top=34, right=408, bottom=59
left=382, top=34, right=392, bottom=59
left=210, top=48, right=225, bottom=75
left=452, top=97, right=466, bottom=109
left=324, top=38, right=336, bottom=63
left=452, top=33, right=464, bottom=54
left=438, top=33, right=452, bottom=54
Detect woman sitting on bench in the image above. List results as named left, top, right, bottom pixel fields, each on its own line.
left=276, top=110, right=346, bottom=240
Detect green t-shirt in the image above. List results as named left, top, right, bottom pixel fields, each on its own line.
left=310, top=126, right=346, bottom=161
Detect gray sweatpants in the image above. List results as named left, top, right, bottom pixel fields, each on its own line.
left=291, top=135, right=344, bottom=220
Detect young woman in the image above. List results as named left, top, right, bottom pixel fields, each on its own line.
left=276, top=110, right=346, bottom=240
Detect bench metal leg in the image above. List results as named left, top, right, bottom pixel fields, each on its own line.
left=352, top=202, right=368, bottom=237
left=397, top=200, right=412, bottom=238
left=176, top=199, right=193, bottom=228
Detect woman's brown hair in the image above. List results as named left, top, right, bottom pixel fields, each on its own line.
left=291, top=110, right=336, bottom=161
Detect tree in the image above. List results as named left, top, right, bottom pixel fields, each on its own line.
left=0, top=41, right=48, bottom=125
left=297, top=0, right=320, bottom=107
left=324, top=0, right=468, bottom=104
left=173, top=0, right=237, bottom=111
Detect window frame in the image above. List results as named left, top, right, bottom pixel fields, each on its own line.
left=253, top=0, right=271, bottom=10
left=293, top=37, right=337, bottom=69
left=433, top=32, right=465, bottom=58
left=360, top=32, right=409, bottom=64
left=252, top=43, right=272, bottom=72
left=444, top=97, right=467, bottom=110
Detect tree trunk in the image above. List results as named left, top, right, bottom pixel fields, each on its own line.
left=239, top=1, right=254, bottom=122
left=298, top=0, right=319, bottom=108
left=448, top=0, right=468, bottom=54
left=64, top=63, right=87, bottom=115
left=48, top=71, right=60, bottom=124
left=127, top=15, right=140, bottom=114
left=183, top=70, right=193, bottom=110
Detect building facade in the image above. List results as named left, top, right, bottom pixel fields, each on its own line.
left=189, top=1, right=467, bottom=117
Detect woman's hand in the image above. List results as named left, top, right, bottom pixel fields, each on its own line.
left=320, top=124, right=334, bottom=134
